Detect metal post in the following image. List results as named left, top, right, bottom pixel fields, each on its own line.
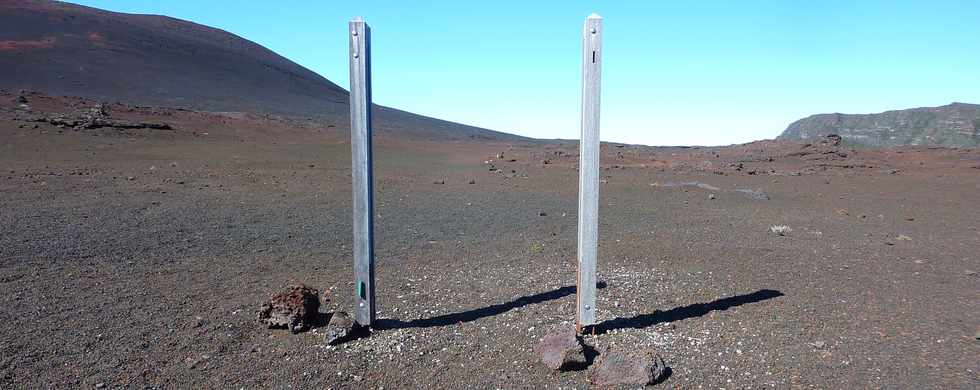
left=349, top=17, right=375, bottom=327
left=577, top=13, right=602, bottom=332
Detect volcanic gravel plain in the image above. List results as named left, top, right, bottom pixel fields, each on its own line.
left=2, top=91, right=979, bottom=388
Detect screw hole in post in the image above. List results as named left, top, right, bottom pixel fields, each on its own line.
left=353, top=35, right=360, bottom=59
left=592, top=51, right=596, bottom=63
left=358, top=281, right=366, bottom=300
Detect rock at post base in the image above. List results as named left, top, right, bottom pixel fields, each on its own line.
left=324, top=311, right=357, bottom=345
left=535, top=329, right=586, bottom=370
left=589, top=348, right=667, bottom=386
left=257, top=284, right=321, bottom=333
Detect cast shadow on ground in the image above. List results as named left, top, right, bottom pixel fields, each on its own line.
left=561, top=343, right=601, bottom=372
left=373, top=281, right=608, bottom=330
left=654, top=367, right=674, bottom=385
left=591, top=289, right=784, bottom=335
left=313, top=312, right=334, bottom=328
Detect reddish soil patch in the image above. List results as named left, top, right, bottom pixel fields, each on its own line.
left=0, top=37, right=56, bottom=51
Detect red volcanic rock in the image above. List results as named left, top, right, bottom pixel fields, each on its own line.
left=257, top=284, right=322, bottom=333
left=589, top=347, right=667, bottom=387
left=535, top=329, right=586, bottom=371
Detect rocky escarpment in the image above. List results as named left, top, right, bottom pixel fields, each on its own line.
left=778, top=103, right=980, bottom=148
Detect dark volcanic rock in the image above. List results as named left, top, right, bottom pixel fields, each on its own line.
left=535, top=329, right=586, bottom=371
left=824, top=134, right=842, bottom=146
left=32, top=114, right=172, bottom=130
left=589, top=348, right=667, bottom=386
left=323, top=311, right=356, bottom=345
left=15, top=95, right=27, bottom=104
left=257, top=284, right=321, bottom=333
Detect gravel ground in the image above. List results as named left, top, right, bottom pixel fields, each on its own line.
left=1, top=102, right=978, bottom=389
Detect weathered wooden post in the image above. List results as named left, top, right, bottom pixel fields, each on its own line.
left=577, top=13, right=602, bottom=332
left=349, top=17, right=375, bottom=327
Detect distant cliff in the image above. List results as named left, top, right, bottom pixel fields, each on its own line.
left=778, top=103, right=980, bottom=147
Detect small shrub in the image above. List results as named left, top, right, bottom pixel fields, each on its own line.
left=530, top=242, right=544, bottom=254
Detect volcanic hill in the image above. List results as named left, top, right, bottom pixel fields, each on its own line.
left=0, top=0, right=524, bottom=141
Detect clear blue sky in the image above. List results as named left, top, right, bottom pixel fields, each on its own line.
left=73, top=1, right=980, bottom=146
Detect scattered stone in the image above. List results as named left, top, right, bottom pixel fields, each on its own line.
left=324, top=311, right=357, bottom=345
left=708, top=193, right=716, bottom=200
left=658, top=181, right=720, bottom=191
left=966, top=270, right=976, bottom=276
left=538, top=212, right=547, bottom=217
left=896, top=234, right=912, bottom=241
left=191, top=316, right=206, bottom=328
left=26, top=109, right=172, bottom=130
left=734, top=188, right=769, bottom=200
left=95, top=383, right=105, bottom=389
left=535, top=329, right=586, bottom=371
left=257, top=284, right=322, bottom=333
left=468, top=179, right=476, bottom=184
left=15, top=95, right=27, bottom=104
left=810, top=341, right=826, bottom=349
left=185, top=354, right=210, bottom=369
left=589, top=347, right=666, bottom=386
left=770, top=225, right=792, bottom=236
left=433, top=180, right=445, bottom=185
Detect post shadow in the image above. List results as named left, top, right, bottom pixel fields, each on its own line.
left=591, top=289, right=784, bottom=334
left=374, top=282, right=608, bottom=330
left=326, top=287, right=782, bottom=345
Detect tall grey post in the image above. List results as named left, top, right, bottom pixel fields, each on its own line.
left=349, top=17, right=375, bottom=327
left=577, top=13, right=602, bottom=331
